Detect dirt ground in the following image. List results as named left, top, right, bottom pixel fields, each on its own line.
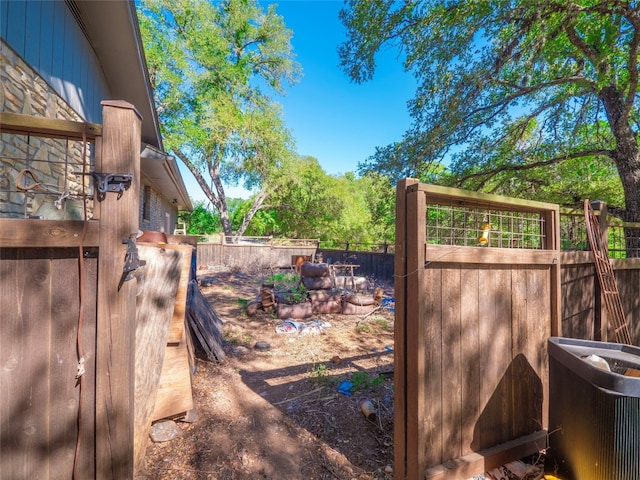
left=136, top=267, right=397, bottom=480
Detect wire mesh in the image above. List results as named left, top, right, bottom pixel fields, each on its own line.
left=0, top=132, right=94, bottom=220
left=607, top=220, right=640, bottom=259
left=559, top=210, right=588, bottom=251
left=426, top=203, right=547, bottom=249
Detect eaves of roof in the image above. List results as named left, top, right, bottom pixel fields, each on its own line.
left=74, top=0, right=162, bottom=150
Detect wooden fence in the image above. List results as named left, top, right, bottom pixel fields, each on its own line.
left=196, top=239, right=318, bottom=271
left=1, top=103, right=140, bottom=479
left=394, top=180, right=560, bottom=480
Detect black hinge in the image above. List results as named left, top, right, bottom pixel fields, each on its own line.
left=118, top=236, right=146, bottom=291
left=92, top=172, right=132, bottom=201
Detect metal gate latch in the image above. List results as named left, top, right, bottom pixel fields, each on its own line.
left=118, top=236, right=146, bottom=291
left=92, top=172, right=132, bottom=201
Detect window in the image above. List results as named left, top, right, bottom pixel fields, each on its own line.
left=142, top=185, right=151, bottom=221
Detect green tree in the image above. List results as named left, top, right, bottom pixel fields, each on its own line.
left=179, top=201, right=221, bottom=235
left=339, top=2, right=640, bottom=237
left=241, top=155, right=395, bottom=246
left=138, top=0, right=301, bottom=237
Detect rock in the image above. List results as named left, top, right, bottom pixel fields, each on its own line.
left=149, top=420, right=182, bottom=443
left=254, top=341, right=271, bottom=351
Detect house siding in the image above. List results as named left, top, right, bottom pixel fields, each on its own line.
left=1, top=0, right=109, bottom=124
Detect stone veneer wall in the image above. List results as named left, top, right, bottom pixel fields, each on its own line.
left=1, top=40, right=93, bottom=219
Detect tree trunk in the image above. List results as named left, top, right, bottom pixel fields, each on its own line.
left=601, top=86, right=640, bottom=257
left=233, top=190, right=269, bottom=239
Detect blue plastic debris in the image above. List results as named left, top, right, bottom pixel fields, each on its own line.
left=381, top=297, right=395, bottom=313
left=337, top=380, right=353, bottom=396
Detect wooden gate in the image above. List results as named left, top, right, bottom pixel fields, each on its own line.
left=1, top=102, right=141, bottom=479
left=394, top=180, right=561, bottom=479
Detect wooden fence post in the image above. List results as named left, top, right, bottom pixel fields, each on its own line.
left=95, top=100, right=141, bottom=479
left=394, top=178, right=419, bottom=480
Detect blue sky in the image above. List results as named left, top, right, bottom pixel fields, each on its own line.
left=180, top=0, right=417, bottom=202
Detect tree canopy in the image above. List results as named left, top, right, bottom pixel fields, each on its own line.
left=339, top=1, right=639, bottom=220
left=137, top=0, right=301, bottom=237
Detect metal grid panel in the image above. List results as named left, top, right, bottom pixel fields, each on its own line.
left=607, top=220, right=640, bottom=259
left=0, top=132, right=94, bottom=219
left=426, top=203, right=546, bottom=249
left=560, top=210, right=588, bottom=251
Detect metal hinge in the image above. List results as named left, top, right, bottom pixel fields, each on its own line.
left=91, top=172, right=132, bottom=201
left=118, top=236, right=146, bottom=291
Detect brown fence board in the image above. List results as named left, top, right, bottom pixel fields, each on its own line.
left=1, top=249, right=50, bottom=479
left=441, top=266, right=462, bottom=461
left=49, top=253, right=84, bottom=478
left=460, top=267, right=480, bottom=458
left=423, top=267, right=443, bottom=469
left=0, top=248, right=97, bottom=480
left=478, top=267, right=512, bottom=451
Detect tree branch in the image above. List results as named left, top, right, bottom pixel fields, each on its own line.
left=456, top=148, right=614, bottom=184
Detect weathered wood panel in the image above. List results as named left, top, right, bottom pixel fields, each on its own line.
left=615, top=267, right=640, bottom=344
left=133, top=245, right=183, bottom=472
left=150, top=338, right=193, bottom=422
left=560, top=259, right=596, bottom=340
left=0, top=247, right=97, bottom=480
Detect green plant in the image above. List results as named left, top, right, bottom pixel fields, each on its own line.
left=267, top=272, right=308, bottom=304
left=309, top=363, right=331, bottom=384
left=350, top=371, right=385, bottom=391
left=355, top=316, right=390, bottom=334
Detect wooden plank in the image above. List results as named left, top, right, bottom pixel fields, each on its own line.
left=510, top=266, right=546, bottom=439
left=154, top=243, right=195, bottom=344
left=95, top=101, right=141, bottom=480
left=150, top=338, right=194, bottom=422
left=424, top=430, right=548, bottom=480
left=416, top=183, right=559, bottom=213
left=0, top=111, right=101, bottom=139
left=0, top=249, right=51, bottom=479
left=460, top=266, right=480, bottom=457
left=79, top=252, right=99, bottom=478
left=186, top=281, right=226, bottom=363
left=0, top=219, right=100, bottom=247
left=530, top=267, right=549, bottom=431
left=560, top=263, right=596, bottom=340
left=133, top=245, right=183, bottom=472
left=478, top=267, right=512, bottom=450
left=423, top=267, right=443, bottom=469
left=425, top=244, right=558, bottom=265
left=406, top=186, right=427, bottom=479
left=49, top=251, right=84, bottom=478
left=441, top=266, right=462, bottom=462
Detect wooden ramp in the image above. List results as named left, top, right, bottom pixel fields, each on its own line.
left=584, top=199, right=632, bottom=344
